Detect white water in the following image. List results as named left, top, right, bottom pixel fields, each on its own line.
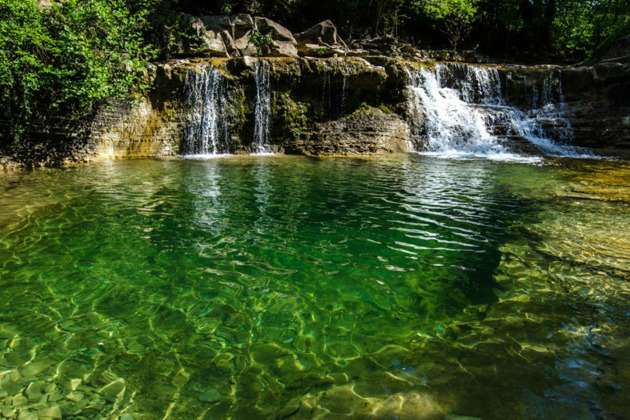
left=253, top=61, right=273, bottom=154
left=182, top=65, right=230, bottom=156
left=408, top=64, right=589, bottom=159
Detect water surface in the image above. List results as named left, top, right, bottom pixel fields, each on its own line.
left=0, top=155, right=629, bottom=419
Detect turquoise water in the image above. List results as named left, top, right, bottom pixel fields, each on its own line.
left=0, top=155, right=629, bottom=419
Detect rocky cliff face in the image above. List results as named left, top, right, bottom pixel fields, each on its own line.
left=82, top=56, right=629, bottom=161
left=82, top=56, right=410, bottom=159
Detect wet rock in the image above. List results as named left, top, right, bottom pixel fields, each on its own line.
left=16, top=412, right=37, bottom=420
left=12, top=394, right=28, bottom=407
left=25, top=382, right=45, bottom=403
left=64, top=391, right=84, bottom=402
left=1, top=407, right=15, bottom=418
left=119, top=414, right=135, bottom=420
left=21, top=360, right=51, bottom=378
left=199, top=388, right=222, bottom=403
left=294, top=385, right=445, bottom=419
left=98, top=380, right=125, bottom=401
left=47, top=391, right=63, bottom=403
left=1, top=370, right=21, bottom=385
left=38, top=406, right=62, bottom=420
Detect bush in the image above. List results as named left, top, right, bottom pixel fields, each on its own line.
left=0, top=0, right=155, bottom=144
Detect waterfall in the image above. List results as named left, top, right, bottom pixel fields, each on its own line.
left=182, top=65, right=230, bottom=156
left=253, top=60, right=272, bottom=154
left=407, top=66, right=507, bottom=157
left=407, top=63, right=586, bottom=158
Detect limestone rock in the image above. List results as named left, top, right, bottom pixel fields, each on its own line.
left=253, top=17, right=299, bottom=58
left=232, top=14, right=257, bottom=56
left=254, top=17, right=295, bottom=43
left=291, top=106, right=411, bottom=156
left=231, top=14, right=254, bottom=39
left=199, top=388, right=221, bottom=403
left=201, top=16, right=238, bottom=56
left=182, top=14, right=229, bottom=57
left=1, top=407, right=15, bottom=418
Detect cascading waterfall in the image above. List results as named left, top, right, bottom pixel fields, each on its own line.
left=408, top=63, right=586, bottom=158
left=253, top=60, right=272, bottom=153
left=408, top=66, right=506, bottom=157
left=182, top=65, right=230, bottom=155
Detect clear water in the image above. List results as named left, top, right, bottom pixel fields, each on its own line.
left=1, top=156, right=629, bottom=419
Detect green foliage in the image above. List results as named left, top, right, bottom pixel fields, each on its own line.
left=416, top=0, right=477, bottom=51
left=378, top=103, right=393, bottom=114
left=313, top=47, right=332, bottom=57
left=272, top=91, right=309, bottom=139
left=0, top=0, right=155, bottom=143
left=250, top=28, right=273, bottom=56
left=553, top=0, right=630, bottom=57
left=149, top=12, right=201, bottom=60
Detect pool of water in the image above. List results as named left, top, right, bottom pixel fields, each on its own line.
left=0, top=155, right=629, bottom=419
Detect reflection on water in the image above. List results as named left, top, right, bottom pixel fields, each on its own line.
left=0, top=156, right=629, bottom=419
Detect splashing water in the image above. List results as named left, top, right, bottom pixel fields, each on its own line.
left=408, top=64, right=589, bottom=159
left=253, top=60, right=272, bottom=154
left=182, top=65, right=230, bottom=156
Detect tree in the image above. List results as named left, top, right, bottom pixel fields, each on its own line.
left=416, top=0, right=478, bottom=50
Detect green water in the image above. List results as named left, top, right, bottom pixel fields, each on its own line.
left=0, top=155, right=629, bottom=419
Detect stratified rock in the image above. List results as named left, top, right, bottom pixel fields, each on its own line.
left=295, top=20, right=348, bottom=57
left=291, top=106, right=411, bottom=156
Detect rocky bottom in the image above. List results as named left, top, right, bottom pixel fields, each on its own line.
left=1, top=156, right=629, bottom=419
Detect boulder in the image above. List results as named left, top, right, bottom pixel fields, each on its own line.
left=295, top=20, right=349, bottom=57
left=253, top=17, right=299, bottom=58
left=180, top=14, right=299, bottom=58
left=181, top=14, right=229, bottom=57
left=232, top=14, right=254, bottom=39
left=295, top=20, right=348, bottom=49
left=200, top=15, right=239, bottom=57
left=234, top=33, right=258, bottom=57
left=254, top=17, right=296, bottom=43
